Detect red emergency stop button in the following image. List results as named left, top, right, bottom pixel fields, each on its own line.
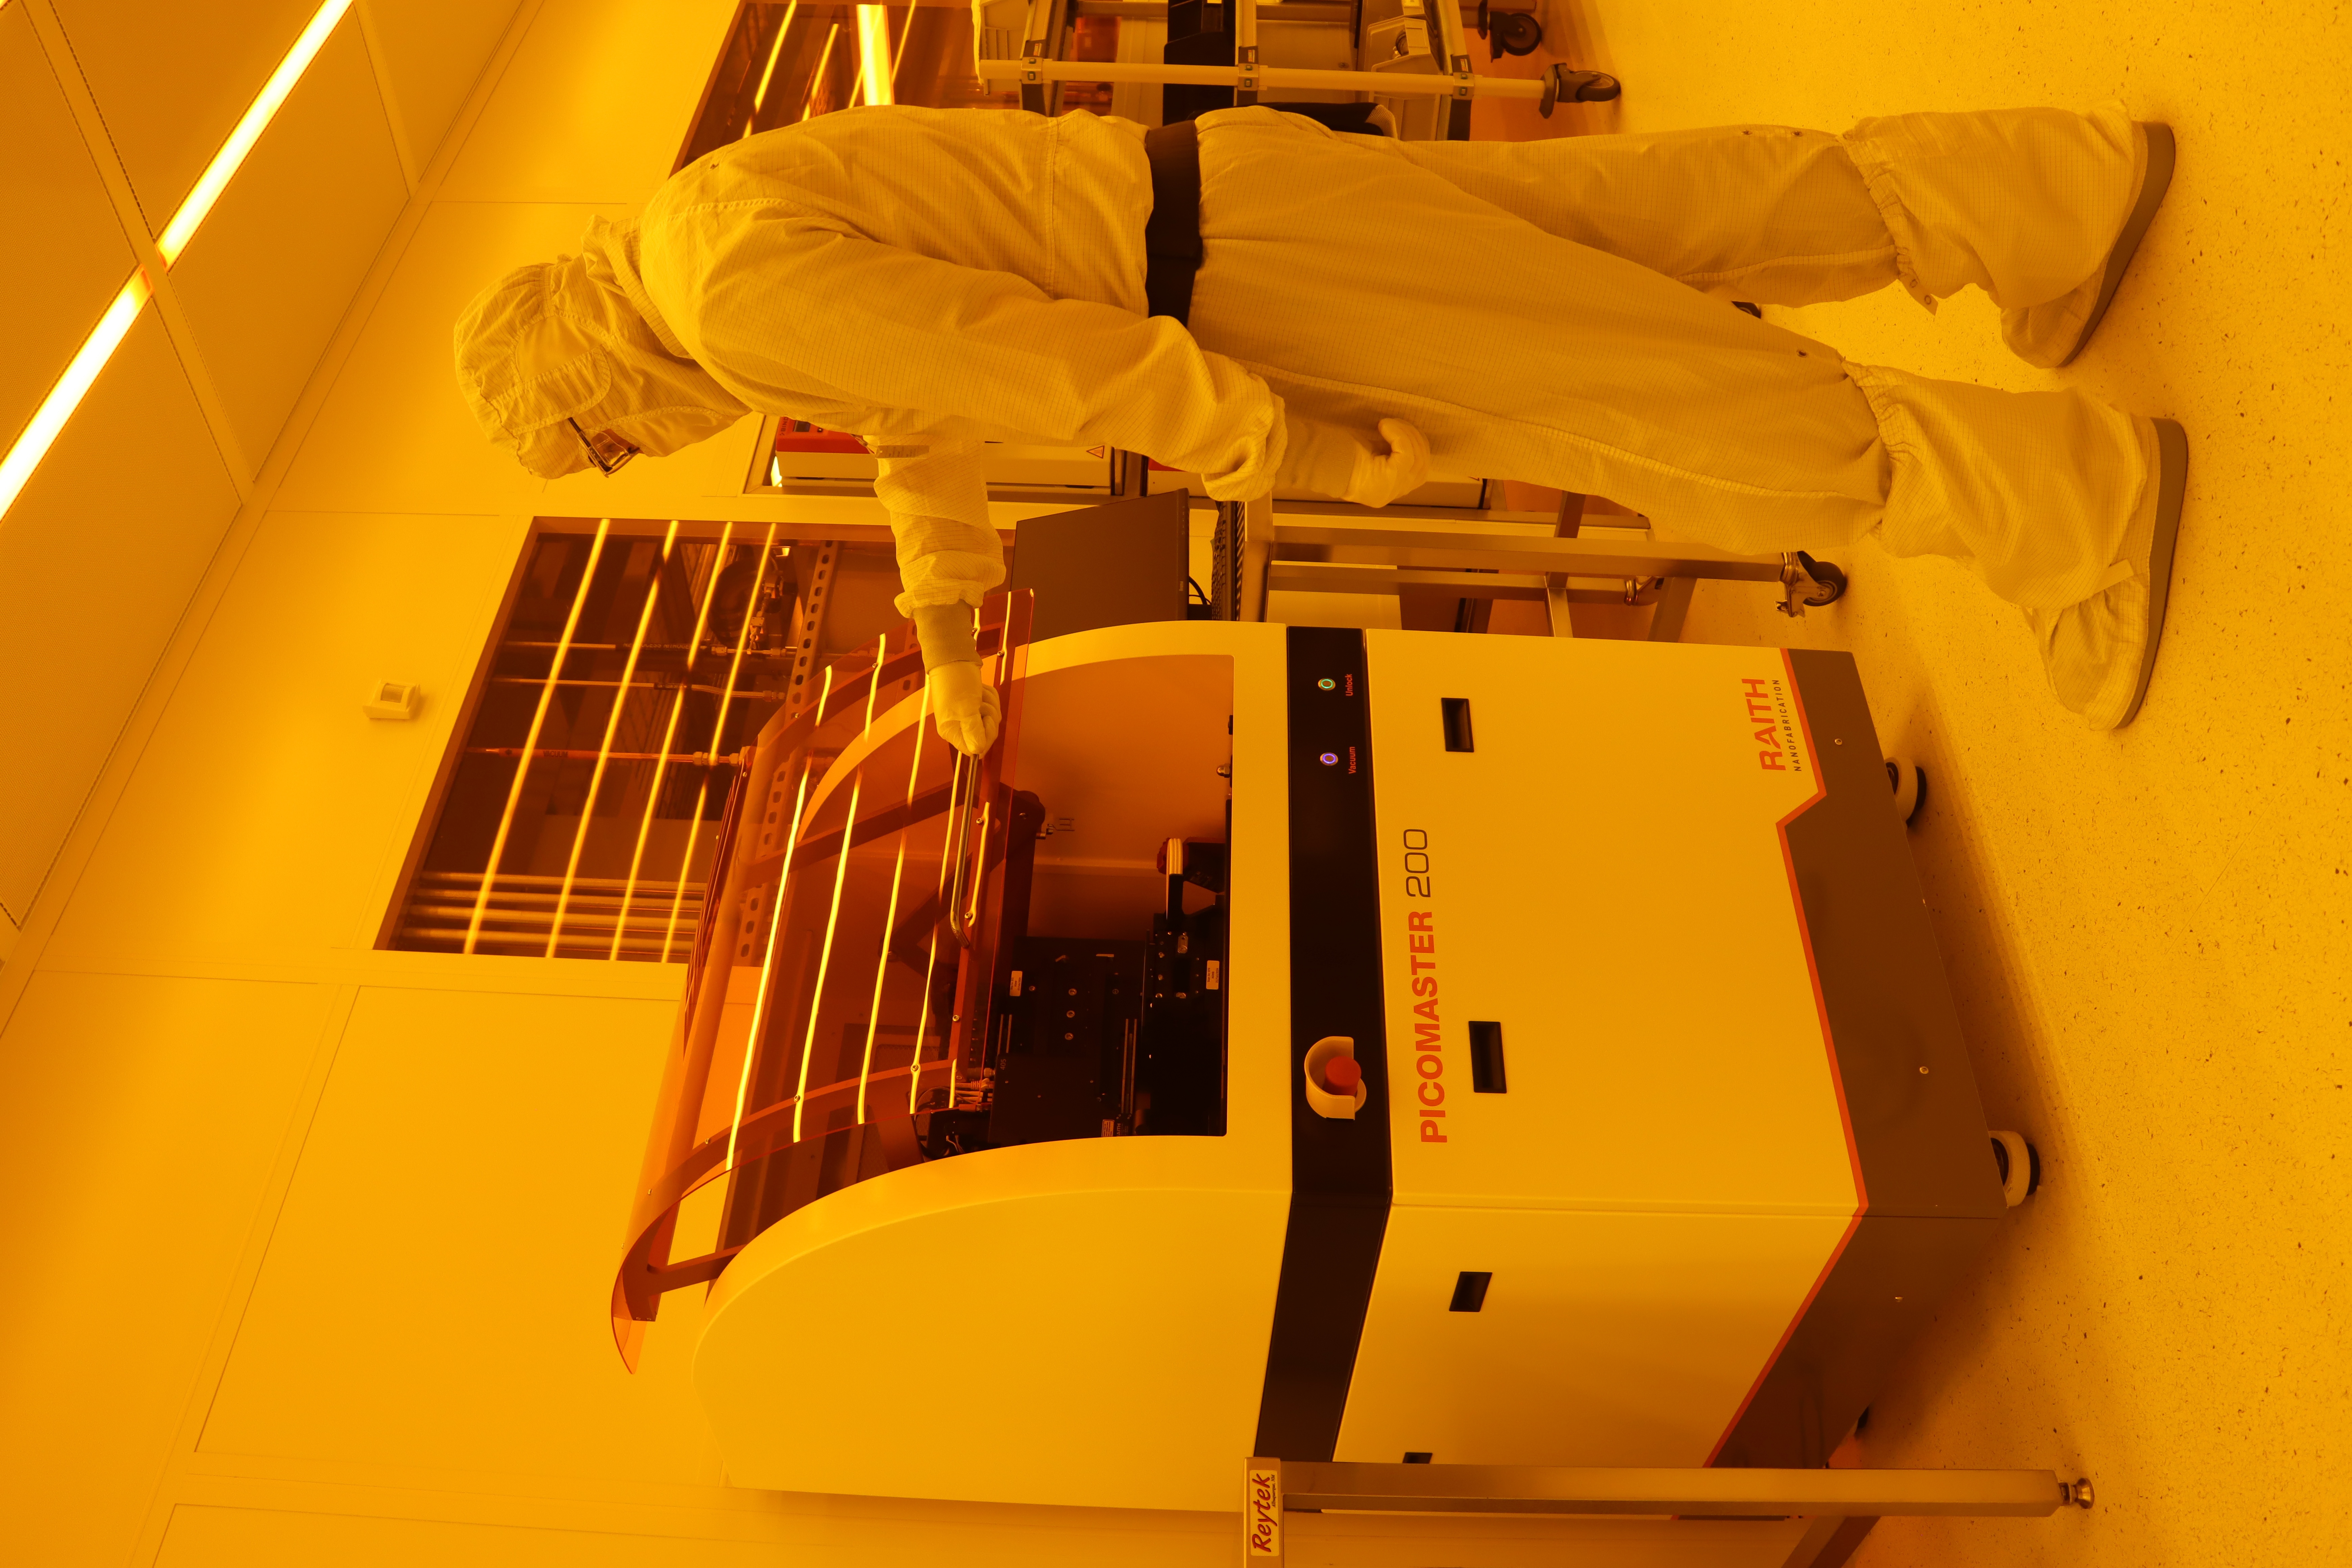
left=1302, top=1036, right=1368, bottom=1119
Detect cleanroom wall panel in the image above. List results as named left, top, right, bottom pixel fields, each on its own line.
left=357, top=0, right=527, bottom=170
left=199, top=986, right=726, bottom=1485
left=0, top=973, right=326, bottom=1568
left=0, top=4, right=137, bottom=455
left=0, top=307, right=239, bottom=923
left=48, top=0, right=320, bottom=230
left=170, top=18, right=409, bottom=475
left=41, top=511, right=525, bottom=972
left=274, top=199, right=618, bottom=514
left=439, top=0, right=738, bottom=204
left=155, top=1508, right=795, bottom=1568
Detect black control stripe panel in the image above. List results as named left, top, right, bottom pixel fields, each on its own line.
left=1252, top=627, right=1394, bottom=1462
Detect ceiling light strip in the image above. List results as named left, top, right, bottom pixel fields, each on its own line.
left=0, top=272, right=149, bottom=521
left=3, top=0, right=351, bottom=524
left=546, top=522, right=678, bottom=956
left=157, top=0, right=356, bottom=263
left=465, top=521, right=610, bottom=954
left=612, top=523, right=735, bottom=958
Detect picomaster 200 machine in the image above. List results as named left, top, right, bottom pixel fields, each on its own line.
left=609, top=598, right=2011, bottom=1512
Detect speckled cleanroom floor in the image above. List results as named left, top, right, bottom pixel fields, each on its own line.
left=1542, top=1, right=2352, bottom=1562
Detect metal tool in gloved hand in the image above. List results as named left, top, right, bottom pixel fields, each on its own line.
left=913, top=602, right=1001, bottom=757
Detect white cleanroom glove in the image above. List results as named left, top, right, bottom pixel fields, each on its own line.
left=911, top=602, right=979, bottom=668
left=910, top=603, right=999, bottom=756
left=1272, top=416, right=1431, bottom=508
left=926, top=661, right=1002, bottom=757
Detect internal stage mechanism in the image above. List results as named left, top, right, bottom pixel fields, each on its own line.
left=944, top=830, right=1231, bottom=1154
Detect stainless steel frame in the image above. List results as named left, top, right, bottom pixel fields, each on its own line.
left=1242, top=1456, right=2094, bottom=1568
left=983, top=0, right=1617, bottom=118
left=1215, top=500, right=1839, bottom=638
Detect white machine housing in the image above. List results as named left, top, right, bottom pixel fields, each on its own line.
left=688, top=620, right=2003, bottom=1510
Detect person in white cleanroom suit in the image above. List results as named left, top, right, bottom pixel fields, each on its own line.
left=454, top=101, right=2187, bottom=753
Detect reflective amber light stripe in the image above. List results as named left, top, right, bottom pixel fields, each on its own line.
left=546, top=522, right=677, bottom=954
left=856, top=5, right=893, bottom=106
left=744, top=0, right=800, bottom=136
left=790, top=660, right=886, bottom=1141
left=923, top=749, right=966, bottom=1108
left=801, top=23, right=841, bottom=120
left=612, top=524, right=735, bottom=958
left=466, top=522, right=610, bottom=954
left=791, top=773, right=863, bottom=1143
left=661, top=527, right=778, bottom=962
left=856, top=667, right=931, bottom=1121
left=725, top=665, right=830, bottom=1175
left=890, top=2, right=917, bottom=94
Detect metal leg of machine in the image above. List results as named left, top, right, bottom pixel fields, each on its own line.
left=1240, top=496, right=1275, bottom=620
left=1210, top=497, right=1276, bottom=621
left=1646, top=573, right=1697, bottom=641
left=1267, top=520, right=1795, bottom=638
left=1242, top=1457, right=2094, bottom=1567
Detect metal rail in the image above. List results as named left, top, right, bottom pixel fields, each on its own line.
left=1272, top=1460, right=2079, bottom=1516
left=977, top=56, right=1609, bottom=113
left=1243, top=1457, right=2092, bottom=1568
left=1272, top=522, right=1788, bottom=582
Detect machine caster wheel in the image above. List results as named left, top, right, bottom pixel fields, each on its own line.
left=1990, top=1130, right=2040, bottom=1207
left=1795, top=552, right=1846, bottom=606
left=1538, top=65, right=1623, bottom=116
left=1477, top=1, right=1545, bottom=56
left=1886, top=758, right=1925, bottom=824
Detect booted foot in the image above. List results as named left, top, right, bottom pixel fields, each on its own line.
left=2004, top=122, right=2176, bottom=369
left=2032, top=418, right=2189, bottom=729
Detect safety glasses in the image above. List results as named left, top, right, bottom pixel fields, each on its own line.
left=569, top=417, right=640, bottom=476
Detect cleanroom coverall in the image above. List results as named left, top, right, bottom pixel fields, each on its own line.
left=502, top=103, right=2164, bottom=726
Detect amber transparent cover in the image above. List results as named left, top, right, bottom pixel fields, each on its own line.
left=611, top=591, right=1032, bottom=1365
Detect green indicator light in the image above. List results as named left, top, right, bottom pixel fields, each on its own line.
left=1317, top=678, right=1336, bottom=691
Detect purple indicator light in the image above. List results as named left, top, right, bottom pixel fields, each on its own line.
left=1319, top=752, right=1339, bottom=766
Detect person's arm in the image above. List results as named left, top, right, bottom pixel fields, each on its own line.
left=870, top=437, right=1001, bottom=613
left=871, top=437, right=1002, bottom=756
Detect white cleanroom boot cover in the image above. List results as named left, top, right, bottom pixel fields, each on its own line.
left=1841, top=103, right=2140, bottom=339
left=2025, top=417, right=2165, bottom=729
left=1999, top=121, right=2157, bottom=369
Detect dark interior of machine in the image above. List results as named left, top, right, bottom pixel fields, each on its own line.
left=939, top=818, right=1233, bottom=1157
